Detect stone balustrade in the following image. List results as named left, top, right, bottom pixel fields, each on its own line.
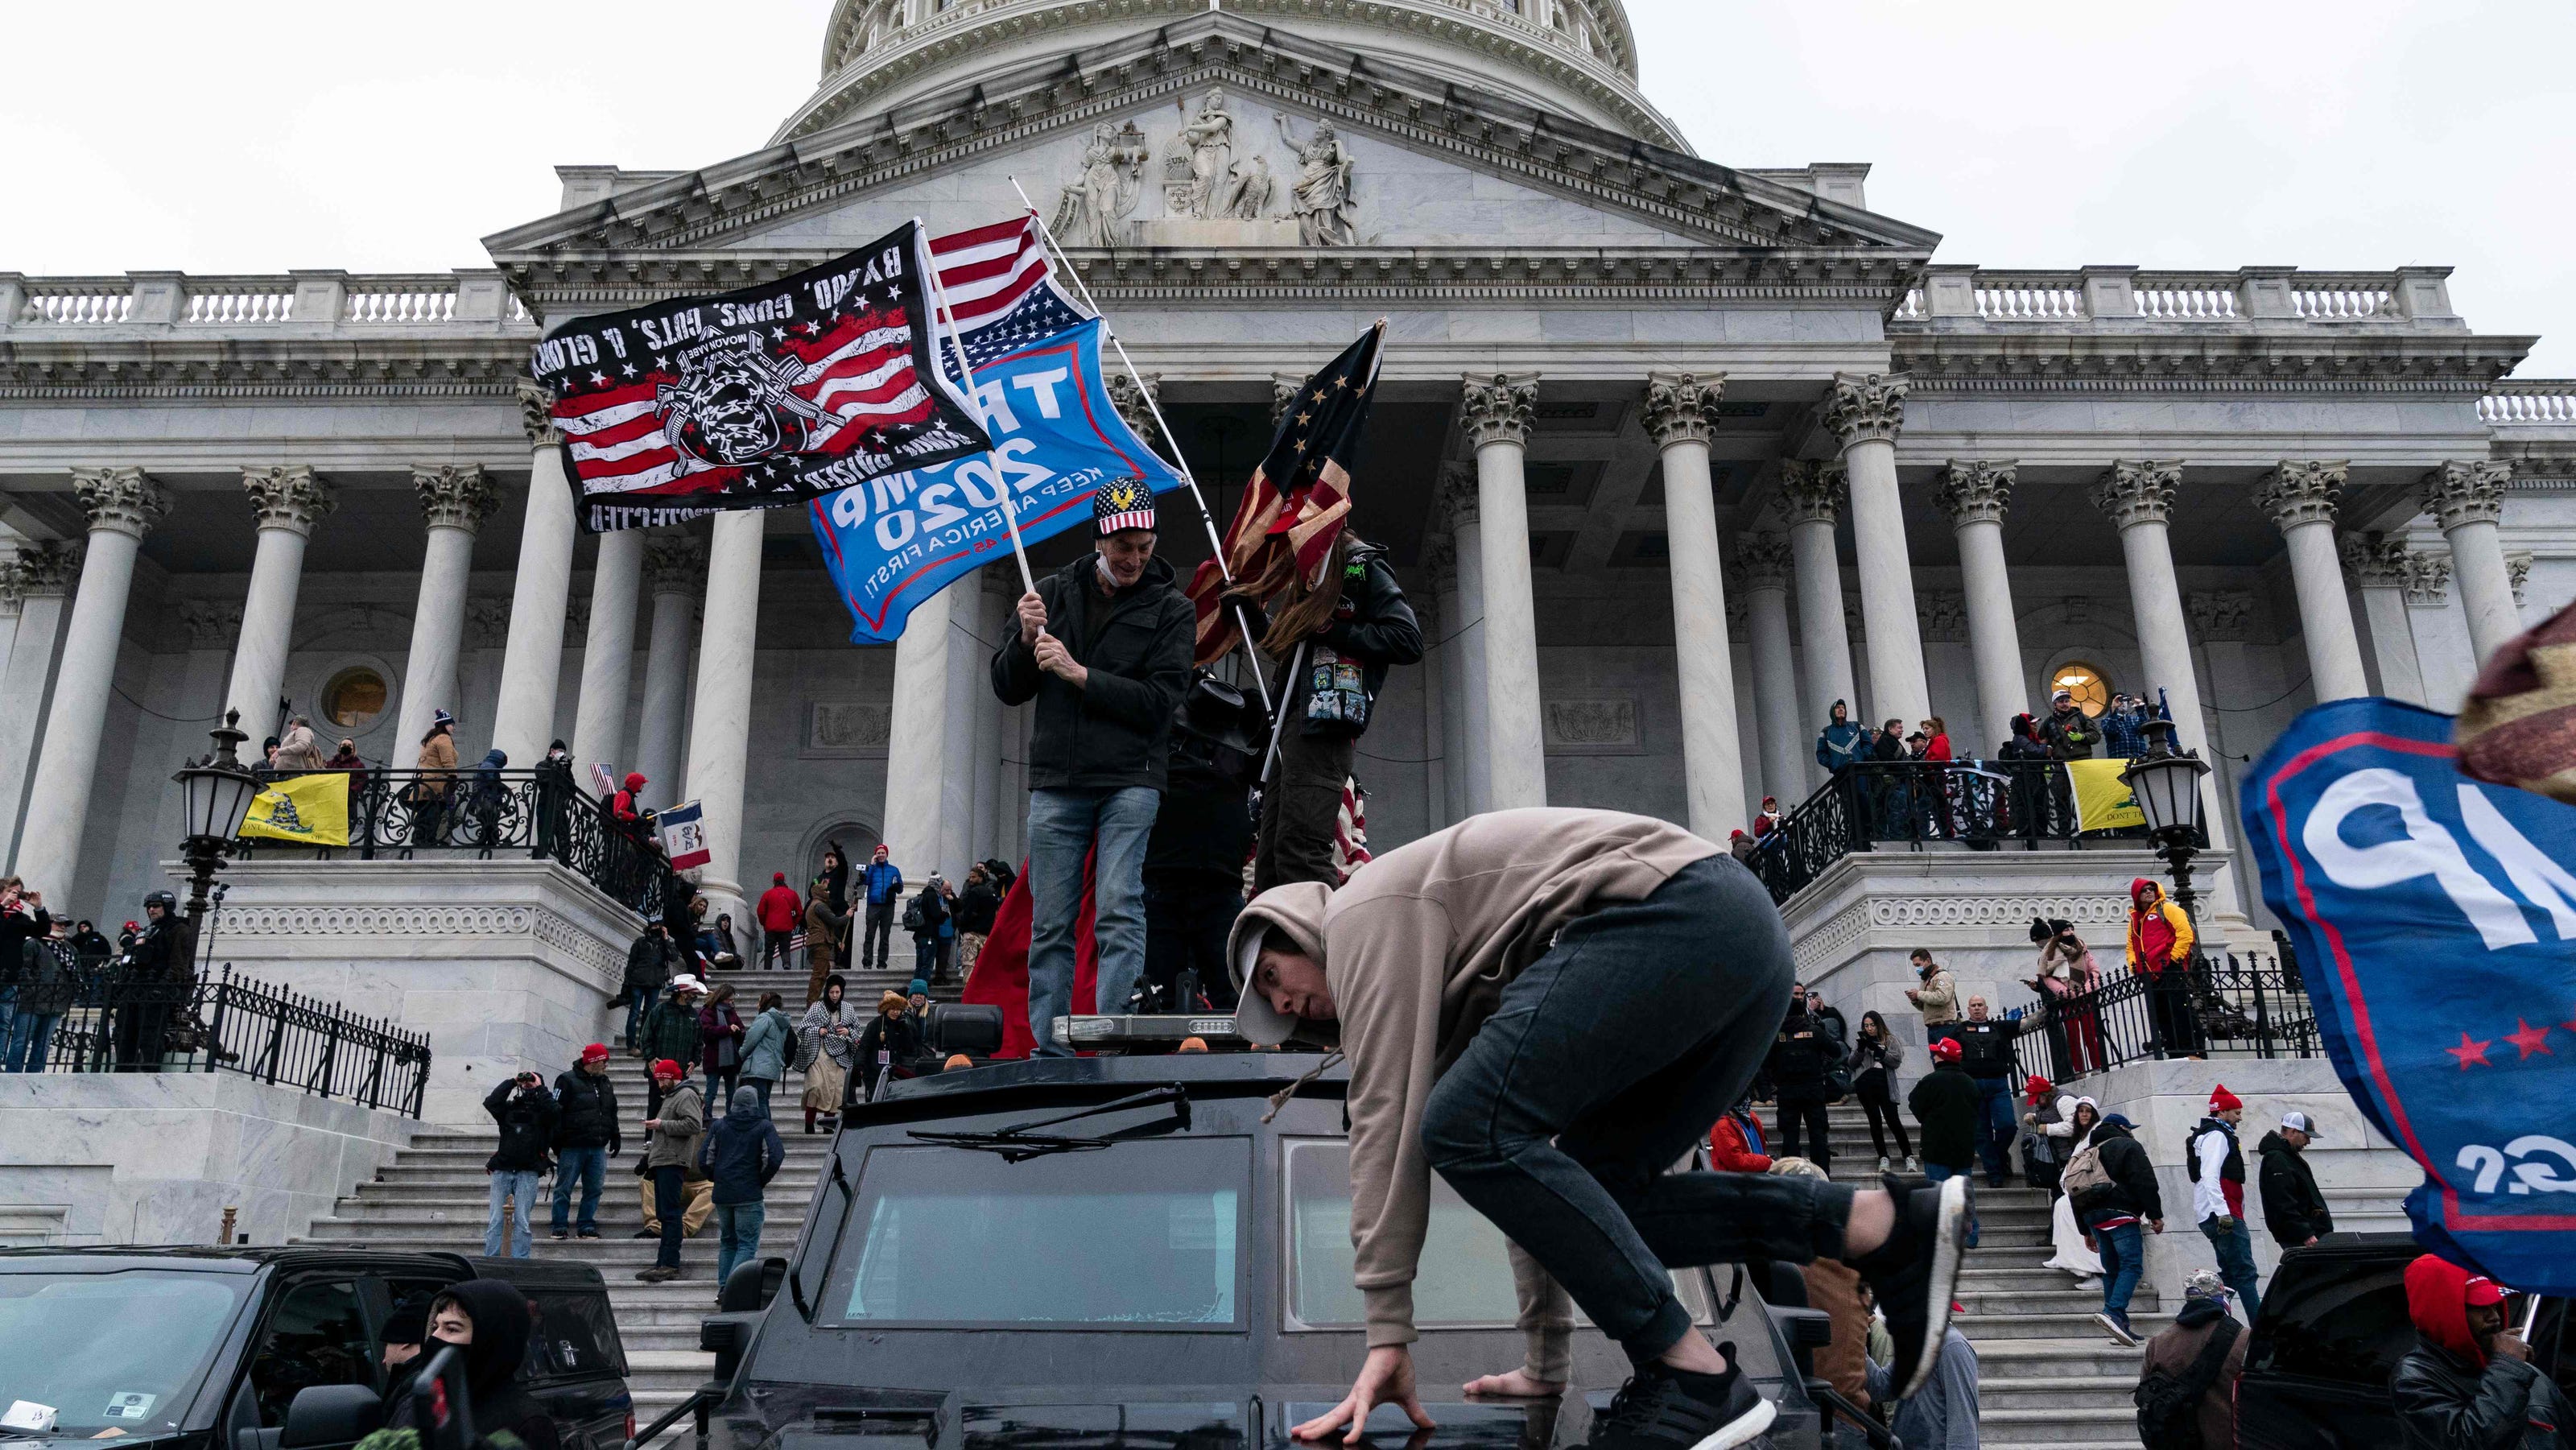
left=2481, top=381, right=2576, bottom=424
left=1891, top=263, right=2460, bottom=329
left=828, top=0, right=1631, bottom=73
left=0, top=270, right=535, bottom=333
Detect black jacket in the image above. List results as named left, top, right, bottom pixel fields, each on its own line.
left=856, top=1012, right=924, bottom=1075
left=482, top=1080, right=559, bottom=1174
left=2256, top=1130, right=2333, bottom=1246
left=2041, top=706, right=2099, bottom=761
left=697, top=1095, right=787, bottom=1208
left=2072, top=1121, right=2166, bottom=1225
left=954, top=882, right=1001, bottom=936
left=1766, top=1010, right=1839, bottom=1103
left=993, top=552, right=1195, bottom=791
left=551, top=1068, right=621, bottom=1154
left=2392, top=1336, right=2573, bottom=1450
left=623, top=929, right=677, bottom=994
left=1144, top=751, right=1254, bottom=887
left=70, top=927, right=110, bottom=968
left=1950, top=1016, right=2023, bottom=1080
left=1907, top=1064, right=1983, bottom=1171
left=1294, top=540, right=1423, bottom=703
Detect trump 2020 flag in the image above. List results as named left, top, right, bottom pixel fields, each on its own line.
left=808, top=316, right=1183, bottom=643
left=2243, top=696, right=2576, bottom=1293
left=656, top=800, right=712, bottom=872
left=530, top=221, right=993, bottom=532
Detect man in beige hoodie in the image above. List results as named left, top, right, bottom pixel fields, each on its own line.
left=1231, top=808, right=1967, bottom=1450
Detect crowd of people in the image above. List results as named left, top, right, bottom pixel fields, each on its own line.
left=0, top=874, right=194, bottom=1072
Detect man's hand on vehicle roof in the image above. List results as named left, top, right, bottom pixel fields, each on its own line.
left=1463, top=1369, right=1566, bottom=1398
left=1294, top=1344, right=1435, bottom=1444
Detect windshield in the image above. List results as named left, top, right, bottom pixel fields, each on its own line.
left=1285, top=1140, right=1710, bottom=1330
left=822, top=1137, right=1248, bottom=1328
left=0, top=1270, right=250, bottom=1435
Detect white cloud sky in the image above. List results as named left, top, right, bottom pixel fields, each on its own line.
left=6, top=0, right=2569, bottom=372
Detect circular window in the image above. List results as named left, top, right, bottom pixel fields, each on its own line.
left=321, top=667, right=388, bottom=730
left=2050, top=662, right=2112, bottom=717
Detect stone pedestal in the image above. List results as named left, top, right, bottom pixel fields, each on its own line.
left=1136, top=217, right=1300, bottom=248
left=196, top=858, right=644, bottom=1126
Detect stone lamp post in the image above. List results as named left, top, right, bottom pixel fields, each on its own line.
left=2120, top=717, right=2213, bottom=929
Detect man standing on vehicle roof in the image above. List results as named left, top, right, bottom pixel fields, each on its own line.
left=1231, top=807, right=1971, bottom=1450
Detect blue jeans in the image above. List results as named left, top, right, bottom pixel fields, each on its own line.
left=1026, top=786, right=1158, bottom=1056
left=0, top=987, right=15, bottom=1067
left=6, top=1010, right=60, bottom=1072
left=1921, top=1163, right=1979, bottom=1246
left=715, top=1201, right=767, bottom=1291
left=2094, top=1220, right=2145, bottom=1319
left=485, top=1170, right=542, bottom=1257
left=2201, top=1217, right=2263, bottom=1320
left=550, top=1146, right=607, bottom=1234
left=1418, top=857, right=1855, bottom=1367
left=1974, top=1078, right=2017, bottom=1184
left=625, top=985, right=658, bottom=1050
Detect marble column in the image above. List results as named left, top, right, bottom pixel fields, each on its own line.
left=634, top=537, right=703, bottom=812
left=491, top=384, right=581, bottom=763
left=1440, top=462, right=1492, bottom=816
left=881, top=576, right=963, bottom=884
left=0, top=566, right=20, bottom=688
left=1642, top=372, right=1748, bottom=839
left=1933, top=461, right=2027, bottom=752
left=223, top=465, right=336, bottom=735
left=680, top=511, right=764, bottom=922
left=1461, top=375, right=1546, bottom=810
left=15, top=469, right=168, bottom=896
left=2423, top=461, right=2520, bottom=666
left=1824, top=372, right=1929, bottom=728
left=0, top=544, right=78, bottom=861
left=1777, top=460, right=1856, bottom=739
left=571, top=529, right=646, bottom=781
left=2256, top=461, right=2369, bottom=702
left=2339, top=532, right=2428, bottom=706
left=394, top=467, right=500, bottom=756
left=1737, top=533, right=1806, bottom=803
left=1414, top=581, right=1450, bottom=833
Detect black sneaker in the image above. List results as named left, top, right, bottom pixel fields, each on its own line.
left=1585, top=1357, right=1774, bottom=1450
left=1852, top=1172, right=1971, bottom=1401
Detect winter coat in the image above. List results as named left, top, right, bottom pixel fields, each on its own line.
left=2100, top=704, right=2149, bottom=760
left=1868, top=729, right=1906, bottom=762
left=550, top=1068, right=621, bottom=1153
left=1922, top=733, right=1954, bottom=762
left=481, top=1080, right=559, bottom=1173
left=697, top=1089, right=786, bottom=1207
left=468, top=748, right=509, bottom=812
left=643, top=1080, right=704, bottom=1171
left=395, top=1278, right=560, bottom=1450
left=799, top=999, right=867, bottom=1069
left=2127, top=878, right=2196, bottom=976
left=1848, top=1033, right=1905, bottom=1077
left=697, top=1000, right=745, bottom=1076
left=1282, top=538, right=1424, bottom=733
left=2071, top=1121, right=2165, bottom=1226
left=954, top=881, right=1001, bottom=936
left=2034, top=940, right=2103, bottom=1001
left=861, top=860, right=902, bottom=907
left=1907, top=1063, right=1983, bottom=1171
left=1913, top=966, right=1959, bottom=1027
left=756, top=882, right=803, bottom=935
left=1815, top=715, right=1866, bottom=773
left=272, top=725, right=327, bottom=770
left=2041, top=705, right=2099, bottom=761
left=637, top=997, right=702, bottom=1067
left=741, top=1007, right=795, bottom=1082
left=69, top=927, right=110, bottom=969
left=2189, top=1116, right=2248, bottom=1224
left=1145, top=750, right=1256, bottom=888
left=991, top=551, right=1195, bottom=791
left=1951, top=1015, right=2024, bottom=1081
left=907, top=884, right=949, bottom=943
left=2257, top=1130, right=2334, bottom=1246
left=415, top=728, right=458, bottom=797
left=2139, top=1298, right=2245, bottom=1450
left=1707, top=1110, right=1772, bottom=1173
left=2394, top=1254, right=2574, bottom=1450
left=623, top=930, right=677, bottom=994
left=0, top=903, right=53, bottom=985
left=803, top=894, right=847, bottom=973
left=856, top=1011, right=924, bottom=1077
left=1767, top=1009, right=1839, bottom=1104
left=323, top=747, right=369, bottom=796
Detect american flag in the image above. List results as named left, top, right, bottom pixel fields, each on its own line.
left=1186, top=321, right=1386, bottom=665
left=931, top=214, right=1091, bottom=373
left=1332, top=776, right=1372, bottom=884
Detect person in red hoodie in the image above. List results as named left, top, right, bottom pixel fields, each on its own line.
left=755, top=872, right=803, bottom=971
left=1707, top=1097, right=1773, bottom=1174
left=2392, top=1254, right=2570, bottom=1450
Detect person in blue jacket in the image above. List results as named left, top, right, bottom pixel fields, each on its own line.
left=859, top=845, right=903, bottom=973
left=698, top=1085, right=786, bottom=1294
left=1815, top=700, right=1866, bottom=775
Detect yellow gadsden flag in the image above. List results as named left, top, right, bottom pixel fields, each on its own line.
left=2066, top=758, right=2147, bottom=832
left=239, top=772, right=351, bottom=846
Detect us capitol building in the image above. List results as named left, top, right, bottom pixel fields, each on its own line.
left=1, top=0, right=2569, bottom=1078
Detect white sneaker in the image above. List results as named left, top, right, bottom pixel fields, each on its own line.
left=1904, top=1155, right=1920, bottom=1174
left=1878, top=1155, right=1891, bottom=1172
left=2095, top=1311, right=2141, bottom=1347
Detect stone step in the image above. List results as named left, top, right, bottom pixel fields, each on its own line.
left=1960, top=1266, right=2112, bottom=1293
left=1961, top=1287, right=2161, bottom=1315
left=1979, top=1376, right=2144, bottom=1411
left=294, top=1229, right=799, bottom=1260
left=362, top=1170, right=826, bottom=1192
left=1965, top=1337, right=2148, bottom=1377
left=1958, top=1307, right=2178, bottom=1341
left=312, top=1201, right=813, bottom=1229
left=1976, top=1408, right=2144, bottom=1446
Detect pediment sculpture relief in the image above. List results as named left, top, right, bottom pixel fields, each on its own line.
left=1058, top=88, right=1355, bottom=249
left=1051, top=121, right=1150, bottom=247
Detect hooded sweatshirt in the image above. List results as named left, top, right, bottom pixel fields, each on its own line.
left=413, top=1279, right=559, bottom=1450
left=2126, top=878, right=2195, bottom=976
left=2393, top=1254, right=2571, bottom=1450
left=2256, top=1129, right=2334, bottom=1246
left=1226, top=807, right=1719, bottom=1377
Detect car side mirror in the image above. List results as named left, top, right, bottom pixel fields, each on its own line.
left=280, top=1385, right=385, bottom=1450
left=718, top=1257, right=786, bottom=1312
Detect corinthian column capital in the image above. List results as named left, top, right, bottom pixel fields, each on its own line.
left=69, top=466, right=171, bottom=540
left=1932, top=460, right=2016, bottom=528
left=1438, top=461, right=1481, bottom=528
left=1269, top=374, right=1302, bottom=428
left=1823, top=371, right=1908, bottom=447
left=2255, top=461, right=2347, bottom=531
left=242, top=464, right=336, bottom=535
left=1641, top=372, right=1725, bottom=448
left=644, top=536, right=708, bottom=595
left=1459, top=374, right=1536, bottom=450
left=2339, top=531, right=2413, bottom=589
left=1106, top=371, right=1162, bottom=445
left=2423, top=460, right=2511, bottom=531
left=1777, top=458, right=1846, bottom=527
left=1736, top=531, right=1792, bottom=592
left=518, top=378, right=564, bottom=448
left=415, top=465, right=502, bottom=534
left=14, top=540, right=80, bottom=596
left=2091, top=461, right=2182, bottom=531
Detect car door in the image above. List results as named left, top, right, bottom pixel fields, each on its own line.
left=236, top=1275, right=378, bottom=1431
left=2237, top=1250, right=2413, bottom=1450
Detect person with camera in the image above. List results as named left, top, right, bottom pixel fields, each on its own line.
left=2025, top=916, right=2104, bottom=1079
left=548, top=1043, right=619, bottom=1241
left=0, top=878, right=52, bottom=1072
left=481, top=1067, right=559, bottom=1258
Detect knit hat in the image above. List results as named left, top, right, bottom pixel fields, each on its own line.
left=578, top=1043, right=610, bottom=1064
left=432, top=709, right=455, bottom=728
left=650, top=1059, right=683, bottom=1080
left=2210, top=1083, right=2243, bottom=1113
left=1929, top=1036, right=1963, bottom=1062
left=2182, top=1269, right=2230, bottom=1304
left=1092, top=476, right=1157, bottom=535
left=907, top=977, right=930, bottom=997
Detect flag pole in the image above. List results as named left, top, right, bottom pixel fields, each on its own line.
left=920, top=216, right=1036, bottom=597
left=1008, top=178, right=1275, bottom=717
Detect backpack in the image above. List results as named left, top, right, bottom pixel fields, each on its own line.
left=901, top=895, right=925, bottom=934
left=2135, top=1315, right=2240, bottom=1450
left=2060, top=1138, right=2114, bottom=1206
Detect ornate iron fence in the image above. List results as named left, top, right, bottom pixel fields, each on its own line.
left=1746, top=760, right=2198, bottom=905
left=11, top=965, right=431, bottom=1116
left=2003, top=947, right=2318, bottom=1085
left=225, top=766, right=668, bottom=916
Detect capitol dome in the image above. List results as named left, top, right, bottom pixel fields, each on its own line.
left=776, top=0, right=1682, bottom=150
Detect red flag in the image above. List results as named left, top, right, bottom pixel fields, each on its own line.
left=960, top=853, right=1100, bottom=1059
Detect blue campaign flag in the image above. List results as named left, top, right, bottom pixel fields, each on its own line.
left=2241, top=696, right=2576, bottom=1292
left=807, top=317, right=1184, bottom=644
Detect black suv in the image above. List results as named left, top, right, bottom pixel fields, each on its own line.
left=0, top=1248, right=631, bottom=1450
left=2238, top=1232, right=2571, bottom=1450
left=691, top=1053, right=1830, bottom=1450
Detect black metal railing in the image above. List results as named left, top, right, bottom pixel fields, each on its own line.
left=1746, top=760, right=2203, bottom=904
left=6, top=965, right=431, bottom=1116
left=226, top=766, right=668, bottom=916
left=2004, top=948, right=2318, bottom=1084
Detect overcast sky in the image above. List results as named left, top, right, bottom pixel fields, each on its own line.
left=6, top=0, right=2569, bottom=373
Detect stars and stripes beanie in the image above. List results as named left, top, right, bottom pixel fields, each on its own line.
left=1093, top=477, right=1157, bottom=535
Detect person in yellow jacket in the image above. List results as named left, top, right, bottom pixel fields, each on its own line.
left=2124, top=877, right=2200, bottom=1057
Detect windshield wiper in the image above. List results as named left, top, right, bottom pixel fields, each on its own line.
left=909, top=1084, right=1191, bottom=1162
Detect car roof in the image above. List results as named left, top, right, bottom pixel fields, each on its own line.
left=881, top=1051, right=1348, bottom=1107
left=0, top=1246, right=473, bottom=1276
